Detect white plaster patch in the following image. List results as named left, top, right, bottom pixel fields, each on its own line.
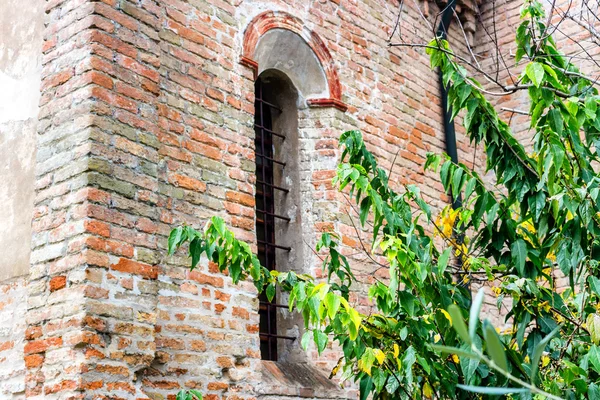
left=0, top=70, right=41, bottom=123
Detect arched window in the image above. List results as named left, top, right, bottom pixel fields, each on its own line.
left=243, top=13, right=347, bottom=362
left=254, top=71, right=302, bottom=361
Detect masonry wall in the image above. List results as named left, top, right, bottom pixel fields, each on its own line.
left=20, top=0, right=470, bottom=398
left=0, top=0, right=525, bottom=398
left=0, top=0, right=45, bottom=397
left=5, top=0, right=595, bottom=397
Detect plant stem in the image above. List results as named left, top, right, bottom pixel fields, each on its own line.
left=470, top=347, right=564, bottom=400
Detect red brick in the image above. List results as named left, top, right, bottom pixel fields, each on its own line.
left=49, top=276, right=67, bottom=292
left=111, top=258, right=158, bottom=279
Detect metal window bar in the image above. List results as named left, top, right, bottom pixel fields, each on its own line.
left=255, top=209, right=291, bottom=222
left=254, top=78, right=294, bottom=361
left=256, top=180, right=290, bottom=194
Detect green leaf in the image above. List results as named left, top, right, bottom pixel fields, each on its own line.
left=314, top=329, right=328, bottom=354
left=457, top=84, right=472, bottom=107
left=587, top=313, right=600, bottom=345
left=531, top=325, right=560, bottom=383
left=464, top=177, right=477, bottom=201
left=402, top=346, right=417, bottom=385
left=438, top=248, right=451, bottom=275
left=168, top=226, right=184, bottom=255
left=188, top=389, right=203, bottom=400
left=400, top=326, right=408, bottom=341
left=457, top=385, right=529, bottom=395
left=448, top=304, right=472, bottom=345
left=525, top=62, right=545, bottom=87
left=452, top=167, right=465, bottom=199
left=511, top=239, right=527, bottom=275
left=589, top=276, right=600, bottom=297
left=464, top=98, right=479, bottom=131
left=371, top=368, right=387, bottom=392
left=361, top=348, right=376, bottom=375
left=359, top=375, right=374, bottom=400
left=483, top=321, right=508, bottom=372
left=348, top=307, right=362, bottom=337
left=325, top=292, right=341, bottom=320
left=190, top=237, right=203, bottom=269
left=589, top=383, right=600, bottom=399
left=266, top=284, right=276, bottom=302
left=359, top=196, right=371, bottom=226
left=588, top=345, right=600, bottom=372
left=301, top=331, right=312, bottom=351
left=440, top=161, right=452, bottom=191
left=542, top=64, right=562, bottom=90
left=548, top=108, right=563, bottom=135
left=469, top=289, right=485, bottom=340
left=211, top=216, right=225, bottom=235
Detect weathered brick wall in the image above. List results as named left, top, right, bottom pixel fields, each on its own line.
left=0, top=0, right=523, bottom=398
left=22, top=0, right=466, bottom=398
left=6, top=0, right=597, bottom=397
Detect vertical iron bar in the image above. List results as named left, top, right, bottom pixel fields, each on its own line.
left=259, top=81, right=271, bottom=361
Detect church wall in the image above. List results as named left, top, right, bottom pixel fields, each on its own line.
left=0, top=0, right=538, bottom=398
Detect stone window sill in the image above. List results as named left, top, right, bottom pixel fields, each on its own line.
left=255, top=361, right=356, bottom=399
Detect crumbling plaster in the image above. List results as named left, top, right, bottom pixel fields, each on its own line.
left=0, top=0, right=44, bottom=281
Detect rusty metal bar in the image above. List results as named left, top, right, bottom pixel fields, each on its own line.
left=255, top=209, right=291, bottom=222
left=255, top=96, right=282, bottom=112
left=255, top=124, right=286, bottom=139
left=260, top=301, right=291, bottom=309
left=256, top=153, right=286, bottom=167
left=256, top=180, right=289, bottom=194
left=259, top=333, right=296, bottom=341
left=257, top=240, right=292, bottom=251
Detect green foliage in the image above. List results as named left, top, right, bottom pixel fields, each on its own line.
left=168, top=0, right=600, bottom=398
left=436, top=289, right=563, bottom=399
left=176, top=389, right=202, bottom=400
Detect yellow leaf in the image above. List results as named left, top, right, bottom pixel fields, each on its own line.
left=538, top=301, right=551, bottom=313
left=329, top=357, right=343, bottom=379
left=423, top=382, right=433, bottom=399
left=373, top=349, right=386, bottom=365
left=357, top=359, right=368, bottom=375
left=541, top=355, right=550, bottom=367
left=393, top=343, right=399, bottom=358
left=434, top=334, right=441, bottom=343
left=435, top=206, right=459, bottom=238
left=441, top=309, right=452, bottom=326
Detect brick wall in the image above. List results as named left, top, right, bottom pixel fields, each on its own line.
left=0, top=0, right=550, bottom=398
left=22, top=0, right=463, bottom=398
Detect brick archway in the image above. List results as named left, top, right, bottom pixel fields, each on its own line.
left=241, top=11, right=347, bottom=112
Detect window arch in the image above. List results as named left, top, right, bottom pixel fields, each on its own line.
left=241, top=11, right=347, bottom=112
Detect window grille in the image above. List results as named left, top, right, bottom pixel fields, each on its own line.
left=254, top=78, right=296, bottom=361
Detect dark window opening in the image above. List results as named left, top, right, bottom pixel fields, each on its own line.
left=254, top=77, right=296, bottom=361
